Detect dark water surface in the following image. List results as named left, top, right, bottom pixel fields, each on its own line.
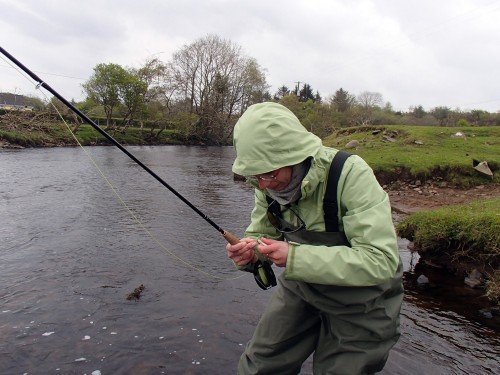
left=1, top=146, right=498, bottom=374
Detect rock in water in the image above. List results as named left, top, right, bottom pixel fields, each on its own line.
left=464, top=269, right=483, bottom=288
left=127, top=284, right=145, bottom=300
left=417, top=274, right=429, bottom=285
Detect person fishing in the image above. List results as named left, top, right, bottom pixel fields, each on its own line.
left=226, top=102, right=403, bottom=374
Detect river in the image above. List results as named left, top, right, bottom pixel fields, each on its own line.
left=1, top=146, right=498, bottom=374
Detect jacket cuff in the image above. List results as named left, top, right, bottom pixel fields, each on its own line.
left=284, top=242, right=297, bottom=278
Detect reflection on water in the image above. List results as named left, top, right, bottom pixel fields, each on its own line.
left=1, top=146, right=499, bottom=374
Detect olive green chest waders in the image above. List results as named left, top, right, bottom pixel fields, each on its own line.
left=238, top=152, right=404, bottom=375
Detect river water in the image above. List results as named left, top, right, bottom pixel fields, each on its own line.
left=1, top=146, right=498, bottom=374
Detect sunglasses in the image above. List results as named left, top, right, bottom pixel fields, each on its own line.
left=267, top=200, right=306, bottom=233
left=247, top=169, right=281, bottom=184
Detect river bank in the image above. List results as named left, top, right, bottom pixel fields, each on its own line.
left=2, top=121, right=499, bottom=309
left=389, top=182, right=500, bottom=326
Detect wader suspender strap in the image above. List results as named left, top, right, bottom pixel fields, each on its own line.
left=265, top=151, right=352, bottom=230
left=323, top=150, right=351, bottom=231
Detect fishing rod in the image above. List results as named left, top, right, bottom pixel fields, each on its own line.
left=0, top=46, right=276, bottom=290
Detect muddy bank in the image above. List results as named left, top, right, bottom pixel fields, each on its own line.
left=388, top=181, right=500, bottom=215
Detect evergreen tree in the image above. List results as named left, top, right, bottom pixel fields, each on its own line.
left=330, top=88, right=355, bottom=112
left=274, top=85, right=291, bottom=100
left=299, top=83, right=315, bottom=102
left=314, top=91, right=322, bottom=103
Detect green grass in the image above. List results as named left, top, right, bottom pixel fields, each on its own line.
left=0, top=122, right=74, bottom=147
left=322, top=124, right=500, bottom=301
left=397, top=198, right=500, bottom=301
left=323, top=125, right=500, bottom=186
left=0, top=122, right=181, bottom=147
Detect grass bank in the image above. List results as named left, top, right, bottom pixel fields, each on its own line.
left=0, top=122, right=181, bottom=147
left=324, top=124, right=499, bottom=304
left=323, top=125, right=499, bottom=186
left=397, top=198, right=500, bottom=302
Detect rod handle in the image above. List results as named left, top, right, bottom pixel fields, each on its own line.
left=223, top=231, right=259, bottom=263
left=223, top=230, right=240, bottom=245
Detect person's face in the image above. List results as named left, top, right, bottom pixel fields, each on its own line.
left=255, top=166, right=293, bottom=191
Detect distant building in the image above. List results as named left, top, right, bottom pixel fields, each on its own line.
left=0, top=92, right=35, bottom=111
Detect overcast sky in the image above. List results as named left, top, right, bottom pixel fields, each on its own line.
left=1, top=0, right=499, bottom=112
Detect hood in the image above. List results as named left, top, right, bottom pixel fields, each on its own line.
left=232, top=102, right=322, bottom=176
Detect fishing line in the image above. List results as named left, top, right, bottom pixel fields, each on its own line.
left=50, top=98, right=244, bottom=281
left=0, top=62, right=85, bottom=80
left=1, top=51, right=244, bottom=282
left=0, top=54, right=36, bottom=86
left=1, top=46, right=277, bottom=290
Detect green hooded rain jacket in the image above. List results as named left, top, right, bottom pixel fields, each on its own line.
left=232, top=102, right=399, bottom=287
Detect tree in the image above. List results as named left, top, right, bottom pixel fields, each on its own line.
left=298, top=83, right=315, bottom=102
left=357, top=91, right=383, bottom=109
left=469, top=109, right=489, bottom=126
left=118, top=68, right=148, bottom=127
left=383, top=102, right=393, bottom=113
left=278, top=95, right=337, bottom=138
left=293, top=82, right=301, bottom=96
left=82, top=63, right=127, bottom=127
left=239, top=57, right=269, bottom=113
left=431, top=106, right=451, bottom=126
left=330, top=88, right=355, bottom=112
left=167, top=34, right=268, bottom=143
left=137, top=58, right=168, bottom=101
left=352, top=91, right=384, bottom=125
left=410, top=105, right=426, bottom=118
left=137, top=58, right=169, bottom=115
left=82, top=60, right=171, bottom=131
left=137, top=58, right=183, bottom=137
left=22, top=95, right=45, bottom=110
left=314, top=91, right=322, bottom=104
left=279, top=94, right=303, bottom=116
left=274, top=85, right=290, bottom=100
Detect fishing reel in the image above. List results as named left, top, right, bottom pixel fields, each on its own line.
left=244, top=259, right=277, bottom=290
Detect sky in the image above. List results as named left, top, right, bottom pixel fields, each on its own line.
left=1, top=0, right=499, bottom=112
